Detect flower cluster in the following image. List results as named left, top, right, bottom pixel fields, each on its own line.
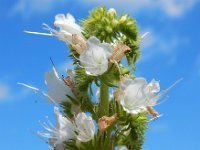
left=39, top=107, right=95, bottom=149
left=22, top=7, right=180, bottom=150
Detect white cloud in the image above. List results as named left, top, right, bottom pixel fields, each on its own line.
left=10, top=0, right=196, bottom=18
left=82, top=0, right=196, bottom=17
left=0, top=81, right=32, bottom=102
left=0, top=84, right=10, bottom=100
left=11, top=0, right=67, bottom=17
left=140, top=30, right=190, bottom=64
left=160, top=0, right=195, bottom=17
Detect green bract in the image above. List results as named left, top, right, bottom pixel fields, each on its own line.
left=81, top=7, right=141, bottom=70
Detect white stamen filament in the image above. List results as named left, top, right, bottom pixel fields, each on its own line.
left=141, top=32, right=149, bottom=39
left=24, top=30, right=53, bottom=36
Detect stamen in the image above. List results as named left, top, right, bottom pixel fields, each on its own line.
left=42, top=92, right=57, bottom=105
left=17, top=82, right=39, bottom=92
left=42, top=23, right=57, bottom=35
left=45, top=116, right=57, bottom=131
left=29, top=129, right=49, bottom=145
left=24, top=30, right=53, bottom=36
left=148, top=114, right=163, bottom=122
left=152, top=78, right=183, bottom=102
left=39, top=120, right=54, bottom=133
left=141, top=32, right=149, bottom=39
left=37, top=132, right=56, bottom=139
left=114, top=61, right=122, bottom=75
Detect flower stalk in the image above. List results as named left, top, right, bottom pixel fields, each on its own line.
left=99, top=82, right=109, bottom=117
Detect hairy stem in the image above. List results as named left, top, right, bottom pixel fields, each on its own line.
left=99, top=82, right=109, bottom=117
left=99, top=82, right=110, bottom=149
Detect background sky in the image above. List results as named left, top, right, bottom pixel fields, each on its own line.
left=0, top=0, right=200, bottom=150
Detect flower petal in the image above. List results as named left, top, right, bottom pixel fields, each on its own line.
left=44, top=67, right=75, bottom=103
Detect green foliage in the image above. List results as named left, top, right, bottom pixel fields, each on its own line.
left=123, top=36, right=141, bottom=70
left=64, top=135, right=112, bottom=150
left=81, top=7, right=118, bottom=43
left=99, top=64, right=120, bottom=87
left=74, top=66, right=95, bottom=93
left=61, top=101, right=74, bottom=119
left=113, top=101, right=148, bottom=150
left=118, top=14, right=138, bottom=41
left=82, top=7, right=141, bottom=70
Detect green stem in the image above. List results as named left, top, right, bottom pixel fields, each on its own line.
left=99, top=82, right=109, bottom=117
left=99, top=82, right=111, bottom=149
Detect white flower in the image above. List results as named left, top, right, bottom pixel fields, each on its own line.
left=39, top=109, right=96, bottom=148
left=119, top=77, right=182, bottom=114
left=51, top=143, right=65, bottom=150
left=39, top=107, right=76, bottom=148
left=25, top=13, right=86, bottom=54
left=119, top=78, right=160, bottom=114
left=54, top=13, right=83, bottom=37
left=48, top=13, right=85, bottom=48
left=44, top=67, right=75, bottom=103
left=75, top=112, right=96, bottom=142
left=108, top=8, right=117, bottom=16
left=18, top=67, right=76, bottom=104
left=79, top=36, right=112, bottom=76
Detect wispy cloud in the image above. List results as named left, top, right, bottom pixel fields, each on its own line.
left=11, top=0, right=67, bottom=17
left=0, top=81, right=32, bottom=102
left=10, top=0, right=196, bottom=18
left=82, top=0, right=196, bottom=17
left=0, top=83, right=10, bottom=101
left=140, top=30, right=190, bottom=64
left=160, top=0, right=196, bottom=17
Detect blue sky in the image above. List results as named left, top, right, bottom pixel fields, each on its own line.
left=0, top=0, right=200, bottom=150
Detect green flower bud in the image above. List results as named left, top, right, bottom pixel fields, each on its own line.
left=119, top=15, right=128, bottom=24
left=108, top=8, right=117, bottom=16
left=112, top=19, right=118, bottom=27
left=106, top=26, right=113, bottom=33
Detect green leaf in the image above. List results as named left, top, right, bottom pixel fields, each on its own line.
left=66, top=95, right=79, bottom=105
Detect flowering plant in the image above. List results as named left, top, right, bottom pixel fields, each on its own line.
left=22, top=7, right=181, bottom=150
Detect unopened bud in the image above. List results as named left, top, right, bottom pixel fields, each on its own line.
left=119, top=15, right=128, bottom=23
left=108, top=8, right=117, bottom=16
left=106, top=26, right=113, bottom=33
left=112, top=19, right=118, bottom=27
